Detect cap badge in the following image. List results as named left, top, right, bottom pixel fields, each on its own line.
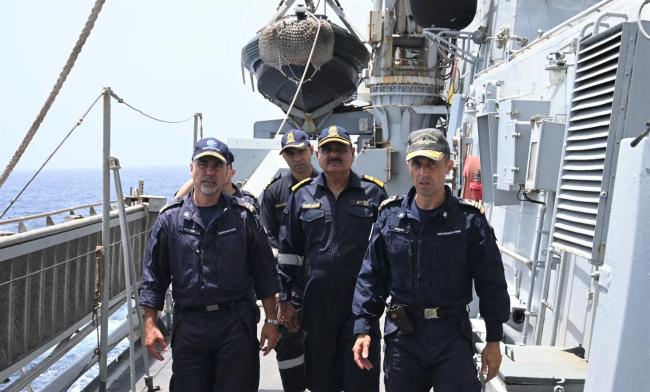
left=287, top=132, right=295, bottom=143
left=328, top=126, right=339, bottom=137
left=206, top=139, right=217, bottom=147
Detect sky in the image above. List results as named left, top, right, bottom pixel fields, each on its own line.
left=0, top=0, right=371, bottom=171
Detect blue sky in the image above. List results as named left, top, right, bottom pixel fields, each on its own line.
left=0, top=0, right=370, bottom=171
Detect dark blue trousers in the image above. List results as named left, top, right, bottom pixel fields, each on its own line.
left=275, top=326, right=307, bottom=392
left=304, top=317, right=380, bottom=392
left=170, top=303, right=259, bottom=392
left=383, top=315, right=481, bottom=392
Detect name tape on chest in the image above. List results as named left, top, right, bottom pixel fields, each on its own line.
left=350, top=199, right=370, bottom=207
left=436, top=229, right=462, bottom=237
left=217, top=227, right=237, bottom=236
left=275, top=202, right=288, bottom=209
left=301, top=202, right=321, bottom=209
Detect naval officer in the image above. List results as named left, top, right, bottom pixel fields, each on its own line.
left=140, top=137, right=280, bottom=392
left=352, top=128, right=510, bottom=391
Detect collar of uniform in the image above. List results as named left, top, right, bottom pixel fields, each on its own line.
left=182, top=191, right=230, bottom=228
left=287, top=167, right=320, bottom=189
left=402, top=186, right=456, bottom=222
left=314, top=170, right=362, bottom=191
left=232, top=184, right=242, bottom=198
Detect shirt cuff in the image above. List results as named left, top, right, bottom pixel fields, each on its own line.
left=353, top=317, right=372, bottom=336
left=485, top=320, right=503, bottom=342
left=139, top=290, right=164, bottom=311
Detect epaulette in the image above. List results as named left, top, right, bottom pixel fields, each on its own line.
left=362, top=174, right=385, bottom=188
left=232, top=197, right=256, bottom=214
left=291, top=177, right=313, bottom=192
left=160, top=198, right=183, bottom=213
left=458, top=198, right=485, bottom=214
left=264, top=173, right=282, bottom=191
left=378, top=195, right=403, bottom=211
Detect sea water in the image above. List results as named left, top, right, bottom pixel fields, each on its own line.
left=0, top=166, right=190, bottom=391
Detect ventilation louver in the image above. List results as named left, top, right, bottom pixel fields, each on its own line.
left=551, top=28, right=623, bottom=262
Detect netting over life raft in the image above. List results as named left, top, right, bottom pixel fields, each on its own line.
left=259, top=16, right=335, bottom=70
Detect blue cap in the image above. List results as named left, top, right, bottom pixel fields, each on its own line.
left=192, top=137, right=229, bottom=162
left=318, top=125, right=352, bottom=147
left=226, top=150, right=235, bottom=163
left=280, top=129, right=310, bottom=153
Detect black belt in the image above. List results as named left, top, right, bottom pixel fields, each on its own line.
left=406, top=305, right=467, bottom=320
left=175, top=298, right=244, bottom=313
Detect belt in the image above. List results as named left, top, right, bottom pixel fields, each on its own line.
left=407, top=305, right=467, bottom=320
left=175, top=298, right=244, bottom=313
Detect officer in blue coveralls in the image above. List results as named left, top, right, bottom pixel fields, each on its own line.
left=260, top=129, right=319, bottom=392
left=278, top=126, right=387, bottom=392
left=140, top=137, right=281, bottom=392
left=352, top=128, right=509, bottom=392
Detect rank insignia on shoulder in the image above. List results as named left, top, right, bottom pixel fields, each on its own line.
left=379, top=195, right=403, bottom=211
left=264, top=173, right=282, bottom=191
left=459, top=198, right=485, bottom=214
left=291, top=177, right=313, bottom=192
left=301, top=202, right=321, bottom=209
left=160, top=198, right=183, bottom=213
left=232, top=197, right=256, bottom=214
left=362, top=174, right=385, bottom=188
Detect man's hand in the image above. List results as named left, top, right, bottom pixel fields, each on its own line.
left=481, top=341, right=502, bottom=382
left=259, top=323, right=279, bottom=355
left=278, top=302, right=301, bottom=332
left=352, top=334, right=374, bottom=370
left=143, top=307, right=167, bottom=361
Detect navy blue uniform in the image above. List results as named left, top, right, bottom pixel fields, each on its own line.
left=261, top=171, right=319, bottom=249
left=352, top=187, right=509, bottom=392
left=234, top=185, right=261, bottom=215
left=260, top=171, right=318, bottom=392
left=279, top=172, right=387, bottom=392
left=141, top=192, right=279, bottom=392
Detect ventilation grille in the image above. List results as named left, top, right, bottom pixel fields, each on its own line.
left=551, top=30, right=623, bottom=260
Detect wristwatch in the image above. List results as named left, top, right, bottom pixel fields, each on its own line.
left=265, top=318, right=280, bottom=326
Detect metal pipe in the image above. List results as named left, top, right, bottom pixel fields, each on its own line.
left=549, top=251, right=569, bottom=345
left=99, top=87, right=112, bottom=392
left=533, top=246, right=559, bottom=345
left=193, top=114, right=199, bottom=148
left=43, top=318, right=131, bottom=392
left=521, top=191, right=553, bottom=343
left=110, top=157, right=136, bottom=392
left=593, top=12, right=628, bottom=35
left=584, top=265, right=601, bottom=357
left=372, top=0, right=383, bottom=12
left=498, top=244, right=533, bottom=268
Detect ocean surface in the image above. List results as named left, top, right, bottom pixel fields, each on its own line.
left=0, top=166, right=190, bottom=231
left=0, top=166, right=190, bottom=391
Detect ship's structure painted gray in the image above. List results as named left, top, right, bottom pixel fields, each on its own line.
left=242, top=0, right=650, bottom=390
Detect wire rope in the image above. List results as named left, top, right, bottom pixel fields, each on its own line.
left=274, top=10, right=323, bottom=138
left=110, top=91, right=195, bottom=124
left=0, top=0, right=107, bottom=190
left=0, top=93, right=103, bottom=220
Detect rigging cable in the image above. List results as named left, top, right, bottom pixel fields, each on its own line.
left=0, top=93, right=103, bottom=220
left=109, top=91, right=195, bottom=124
left=274, top=10, right=323, bottom=138
left=0, top=0, right=107, bottom=190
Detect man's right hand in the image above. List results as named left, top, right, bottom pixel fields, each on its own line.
left=352, top=334, right=374, bottom=370
left=143, top=307, right=167, bottom=361
left=278, top=301, right=300, bottom=332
